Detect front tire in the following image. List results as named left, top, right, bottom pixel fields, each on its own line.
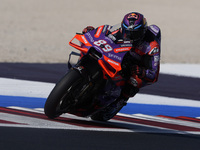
left=44, top=69, right=82, bottom=119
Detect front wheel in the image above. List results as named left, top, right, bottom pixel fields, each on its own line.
left=44, top=69, right=83, bottom=119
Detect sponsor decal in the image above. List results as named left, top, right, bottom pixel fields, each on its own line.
left=107, top=34, right=116, bottom=43
left=154, top=55, right=160, bottom=62
left=81, top=35, right=89, bottom=44
left=150, top=25, right=159, bottom=34
left=107, top=25, right=111, bottom=31
left=124, top=41, right=131, bottom=43
left=114, top=47, right=131, bottom=53
left=107, top=59, right=120, bottom=66
left=108, top=53, right=122, bottom=61
left=149, top=47, right=159, bottom=55
left=85, top=32, right=94, bottom=42
left=120, top=44, right=133, bottom=47
left=102, top=25, right=108, bottom=33
left=94, top=26, right=104, bottom=38
left=128, top=13, right=138, bottom=19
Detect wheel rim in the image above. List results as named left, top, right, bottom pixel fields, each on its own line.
left=54, top=78, right=86, bottom=116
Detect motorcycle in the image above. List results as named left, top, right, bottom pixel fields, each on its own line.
left=44, top=24, right=137, bottom=121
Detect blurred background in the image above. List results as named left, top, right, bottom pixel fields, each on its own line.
left=0, top=0, right=199, bottom=63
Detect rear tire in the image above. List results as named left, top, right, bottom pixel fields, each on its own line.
left=44, top=69, right=82, bottom=119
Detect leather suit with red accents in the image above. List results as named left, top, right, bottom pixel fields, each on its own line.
left=83, top=24, right=161, bottom=98
left=111, top=25, right=161, bottom=87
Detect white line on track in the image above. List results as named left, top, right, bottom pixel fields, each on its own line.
left=0, top=64, right=200, bottom=134
left=1, top=77, right=200, bottom=107
left=160, top=64, right=200, bottom=78
left=1, top=107, right=200, bottom=135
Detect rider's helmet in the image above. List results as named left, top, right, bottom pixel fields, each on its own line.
left=121, top=12, right=147, bottom=43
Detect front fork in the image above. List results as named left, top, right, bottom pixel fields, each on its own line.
left=69, top=51, right=121, bottom=108
left=70, top=53, right=104, bottom=104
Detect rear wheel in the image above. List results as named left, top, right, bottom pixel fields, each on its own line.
left=44, top=69, right=83, bottom=119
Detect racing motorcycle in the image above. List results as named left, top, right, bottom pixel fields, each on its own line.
left=44, top=24, right=137, bottom=121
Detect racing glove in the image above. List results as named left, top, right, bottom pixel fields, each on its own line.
left=131, top=65, right=146, bottom=79
left=82, top=26, right=95, bottom=34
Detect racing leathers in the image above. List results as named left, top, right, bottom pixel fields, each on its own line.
left=81, top=24, right=161, bottom=120
left=82, top=24, right=161, bottom=98
left=108, top=24, right=161, bottom=98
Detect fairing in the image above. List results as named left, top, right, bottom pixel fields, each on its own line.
left=69, top=25, right=132, bottom=79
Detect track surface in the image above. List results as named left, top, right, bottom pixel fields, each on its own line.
left=1, top=63, right=200, bottom=150
left=1, top=127, right=200, bottom=150
left=0, top=63, right=199, bottom=100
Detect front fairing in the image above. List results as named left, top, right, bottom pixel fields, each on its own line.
left=69, top=25, right=133, bottom=78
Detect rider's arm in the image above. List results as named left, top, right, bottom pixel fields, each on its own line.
left=143, top=41, right=160, bottom=84
left=143, top=25, right=161, bottom=84
left=130, top=40, right=160, bottom=86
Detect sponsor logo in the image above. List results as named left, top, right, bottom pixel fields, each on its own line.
left=154, top=55, right=160, bottom=62
left=149, top=47, right=159, bottom=55
left=107, top=25, right=111, bottom=31
left=124, top=41, right=131, bottom=43
left=150, top=25, right=159, bottom=34
left=128, top=13, right=138, bottom=19
left=107, top=59, right=120, bottom=66
left=81, top=36, right=88, bottom=44
left=85, top=33, right=94, bottom=42
left=94, top=26, right=103, bottom=38
left=120, top=44, right=132, bottom=47
left=114, top=47, right=131, bottom=53
left=108, top=53, right=122, bottom=61
left=107, top=34, right=116, bottom=43
left=102, top=25, right=108, bottom=33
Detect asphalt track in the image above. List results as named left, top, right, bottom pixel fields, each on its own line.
left=1, top=63, right=200, bottom=150
left=1, top=63, right=199, bottom=100
left=1, top=127, right=200, bottom=150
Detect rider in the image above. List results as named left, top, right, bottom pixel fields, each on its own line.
left=82, top=12, right=161, bottom=116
